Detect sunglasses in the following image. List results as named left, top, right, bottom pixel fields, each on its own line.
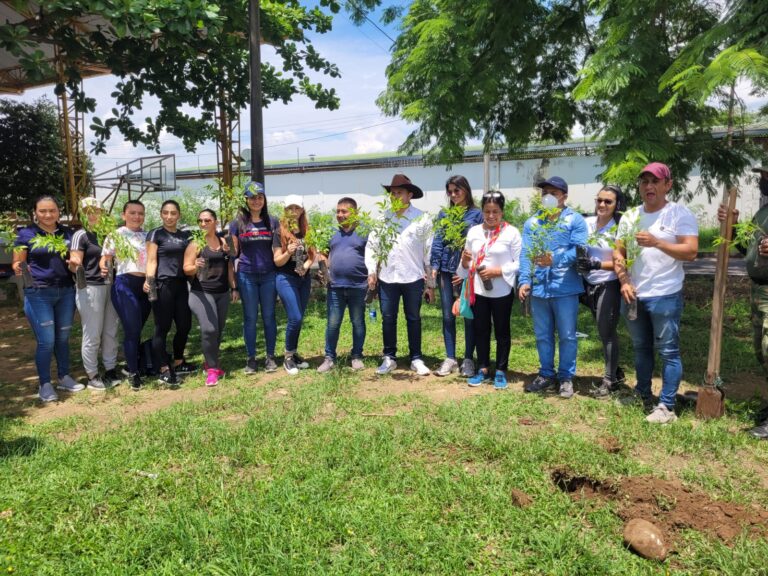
left=197, top=218, right=214, bottom=223
left=447, top=187, right=465, bottom=196
left=595, top=199, right=615, bottom=205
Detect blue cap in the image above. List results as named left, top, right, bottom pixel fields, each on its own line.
left=243, top=181, right=265, bottom=197
left=538, top=176, right=568, bottom=194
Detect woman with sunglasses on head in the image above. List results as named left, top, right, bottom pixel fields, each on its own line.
left=229, top=181, right=279, bottom=374
left=184, top=209, right=237, bottom=387
left=457, top=191, right=522, bottom=390
left=13, top=195, right=83, bottom=402
left=430, top=175, right=484, bottom=377
left=145, top=199, right=194, bottom=388
left=101, top=200, right=150, bottom=391
left=576, top=185, right=626, bottom=397
left=273, top=195, right=316, bottom=374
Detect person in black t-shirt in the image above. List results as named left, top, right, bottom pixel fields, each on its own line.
left=69, top=197, right=120, bottom=390
left=145, top=200, right=194, bottom=387
left=184, top=209, right=237, bottom=387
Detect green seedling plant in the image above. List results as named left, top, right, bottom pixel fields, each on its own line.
left=366, top=195, right=407, bottom=275
left=0, top=215, right=33, bottom=287
left=527, top=205, right=565, bottom=267
left=28, top=233, right=69, bottom=259
left=189, top=228, right=207, bottom=255
left=305, top=210, right=337, bottom=283
left=586, top=223, right=618, bottom=247
left=713, top=219, right=761, bottom=250
left=433, top=204, right=468, bottom=252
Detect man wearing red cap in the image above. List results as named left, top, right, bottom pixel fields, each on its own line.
left=614, top=162, right=698, bottom=424
left=366, top=174, right=435, bottom=376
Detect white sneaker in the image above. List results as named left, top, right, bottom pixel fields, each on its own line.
left=410, top=359, right=431, bottom=376
left=57, top=375, right=85, bottom=392
left=376, top=356, right=397, bottom=375
left=646, top=404, right=677, bottom=424
left=435, top=358, right=458, bottom=377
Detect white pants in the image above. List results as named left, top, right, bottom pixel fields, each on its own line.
left=76, top=284, right=119, bottom=378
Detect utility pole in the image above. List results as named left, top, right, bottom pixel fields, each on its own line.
left=249, top=0, right=265, bottom=183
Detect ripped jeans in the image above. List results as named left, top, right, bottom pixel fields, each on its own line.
left=622, top=290, right=684, bottom=409
left=24, top=286, right=76, bottom=386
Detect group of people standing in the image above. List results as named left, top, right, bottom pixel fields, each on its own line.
left=10, top=162, right=715, bottom=428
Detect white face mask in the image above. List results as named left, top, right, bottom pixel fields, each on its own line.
left=541, top=194, right=559, bottom=209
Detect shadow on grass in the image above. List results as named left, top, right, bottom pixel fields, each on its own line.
left=0, top=435, right=44, bottom=460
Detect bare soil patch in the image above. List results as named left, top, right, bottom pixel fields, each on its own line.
left=552, top=468, right=768, bottom=547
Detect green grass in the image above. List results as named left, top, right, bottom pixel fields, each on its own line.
left=0, top=277, right=767, bottom=574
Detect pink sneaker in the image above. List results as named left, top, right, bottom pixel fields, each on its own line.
left=216, top=368, right=225, bottom=378
left=205, top=368, right=219, bottom=387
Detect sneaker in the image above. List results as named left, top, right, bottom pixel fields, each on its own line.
left=205, top=368, right=219, bottom=387
left=468, top=370, right=491, bottom=387
left=129, top=373, right=143, bottom=392
left=103, top=368, right=121, bottom=386
left=525, top=375, right=555, bottom=393
left=264, top=356, right=278, bottom=373
left=435, top=358, right=458, bottom=377
left=748, top=419, right=768, bottom=440
left=57, top=375, right=85, bottom=393
left=494, top=370, right=508, bottom=390
left=158, top=370, right=179, bottom=389
left=351, top=358, right=365, bottom=371
left=646, top=404, right=678, bottom=424
left=591, top=378, right=613, bottom=399
left=244, top=357, right=257, bottom=374
left=614, top=366, right=626, bottom=386
left=284, top=355, right=299, bottom=375
left=459, top=358, right=476, bottom=378
left=317, top=357, right=335, bottom=373
left=293, top=353, right=310, bottom=370
left=39, top=382, right=59, bottom=403
left=410, top=359, right=431, bottom=376
left=559, top=379, right=574, bottom=399
left=174, top=361, right=198, bottom=375
left=87, top=376, right=108, bottom=391
left=216, top=368, right=225, bottom=378
left=376, top=356, right=397, bottom=375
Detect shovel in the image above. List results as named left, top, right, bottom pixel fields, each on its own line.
left=697, top=186, right=737, bottom=419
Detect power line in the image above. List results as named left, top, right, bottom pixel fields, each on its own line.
left=347, top=0, right=395, bottom=44
left=264, top=119, right=402, bottom=148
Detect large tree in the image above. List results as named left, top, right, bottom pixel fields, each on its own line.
left=366, top=0, right=594, bottom=165
left=0, top=98, right=65, bottom=214
left=0, top=0, right=345, bottom=154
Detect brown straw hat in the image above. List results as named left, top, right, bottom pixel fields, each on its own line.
left=382, top=173, right=423, bottom=199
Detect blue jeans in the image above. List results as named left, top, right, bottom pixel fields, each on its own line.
left=531, top=294, right=580, bottom=380
left=325, top=286, right=367, bottom=360
left=24, top=286, right=76, bottom=386
left=111, top=274, right=151, bottom=374
left=379, top=279, right=424, bottom=361
left=276, top=273, right=311, bottom=353
left=622, top=291, right=684, bottom=409
left=237, top=270, right=277, bottom=358
left=439, top=271, right=475, bottom=360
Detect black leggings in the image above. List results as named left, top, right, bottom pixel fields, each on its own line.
left=472, top=293, right=513, bottom=372
left=152, top=277, right=192, bottom=370
left=582, top=279, right=621, bottom=380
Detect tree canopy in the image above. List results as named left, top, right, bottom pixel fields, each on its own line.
left=0, top=98, right=65, bottom=215
left=0, top=0, right=347, bottom=154
left=356, top=0, right=768, bottom=199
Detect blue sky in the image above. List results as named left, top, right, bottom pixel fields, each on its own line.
left=9, top=3, right=410, bottom=172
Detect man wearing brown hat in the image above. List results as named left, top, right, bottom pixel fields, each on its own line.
left=366, top=174, right=434, bottom=375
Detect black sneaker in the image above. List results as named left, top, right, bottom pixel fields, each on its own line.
left=591, top=378, right=614, bottom=399
left=103, top=368, right=121, bottom=387
left=525, top=375, right=555, bottom=393
left=264, top=356, right=278, bottom=373
left=614, top=366, right=626, bottom=386
left=293, top=353, right=310, bottom=370
left=174, top=361, right=198, bottom=375
left=130, top=373, right=143, bottom=392
left=244, top=357, right=257, bottom=374
left=748, top=419, right=768, bottom=440
left=284, top=356, right=299, bottom=375
left=158, top=370, right=179, bottom=389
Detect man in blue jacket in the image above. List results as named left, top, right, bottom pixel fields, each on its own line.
left=518, top=176, right=588, bottom=399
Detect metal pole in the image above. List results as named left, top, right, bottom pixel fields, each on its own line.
left=249, top=0, right=265, bottom=183
left=483, top=153, right=490, bottom=193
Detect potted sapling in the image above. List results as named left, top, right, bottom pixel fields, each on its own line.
left=361, top=195, right=407, bottom=303
left=305, top=210, right=336, bottom=286
left=615, top=214, right=643, bottom=320
left=189, top=227, right=209, bottom=281
left=433, top=204, right=472, bottom=297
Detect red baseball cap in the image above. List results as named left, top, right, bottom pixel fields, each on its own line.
left=639, top=162, right=671, bottom=180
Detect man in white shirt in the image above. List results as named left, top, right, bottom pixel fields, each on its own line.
left=614, top=162, right=698, bottom=424
left=366, top=174, right=434, bottom=375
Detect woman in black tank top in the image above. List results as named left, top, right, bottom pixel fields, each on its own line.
left=184, top=209, right=237, bottom=387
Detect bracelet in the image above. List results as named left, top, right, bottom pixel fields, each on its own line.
left=231, top=287, right=238, bottom=291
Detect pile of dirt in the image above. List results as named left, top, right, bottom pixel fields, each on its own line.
left=552, top=469, right=768, bottom=546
